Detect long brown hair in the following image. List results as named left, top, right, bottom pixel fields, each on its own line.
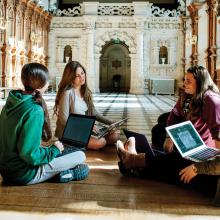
left=181, top=65, right=219, bottom=121
left=54, top=61, right=93, bottom=115
left=21, top=63, right=52, bottom=141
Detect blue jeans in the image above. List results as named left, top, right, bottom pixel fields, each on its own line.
left=27, top=151, right=86, bottom=185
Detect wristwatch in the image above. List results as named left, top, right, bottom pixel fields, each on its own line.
left=192, top=164, right=197, bottom=174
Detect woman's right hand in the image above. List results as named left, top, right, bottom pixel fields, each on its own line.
left=163, top=137, right=174, bottom=153
left=54, top=141, right=64, bottom=153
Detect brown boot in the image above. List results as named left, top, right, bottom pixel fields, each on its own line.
left=117, top=143, right=146, bottom=169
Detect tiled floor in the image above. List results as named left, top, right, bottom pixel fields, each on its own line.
left=43, top=92, right=177, bottom=142
left=2, top=93, right=220, bottom=219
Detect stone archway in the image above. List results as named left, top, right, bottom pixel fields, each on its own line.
left=100, top=41, right=131, bottom=92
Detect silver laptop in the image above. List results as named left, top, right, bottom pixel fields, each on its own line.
left=166, top=121, right=220, bottom=162
left=93, top=118, right=128, bottom=139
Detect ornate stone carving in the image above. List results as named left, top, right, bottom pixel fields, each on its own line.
left=50, top=6, right=82, bottom=17
left=98, top=4, right=134, bottom=16
left=95, top=31, right=137, bottom=54
left=96, top=22, right=112, bottom=28
left=151, top=6, right=181, bottom=17
left=150, top=64, right=177, bottom=76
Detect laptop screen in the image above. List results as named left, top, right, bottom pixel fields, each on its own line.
left=62, top=114, right=96, bottom=147
left=167, top=121, right=204, bottom=154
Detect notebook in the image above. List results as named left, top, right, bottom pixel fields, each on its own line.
left=57, top=113, right=96, bottom=156
left=123, top=129, right=155, bottom=157
left=93, top=118, right=128, bottom=139
left=166, top=121, right=220, bottom=162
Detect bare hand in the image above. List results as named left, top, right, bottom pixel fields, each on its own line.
left=179, top=164, right=197, bottom=184
left=54, top=141, right=64, bottom=153
left=93, top=125, right=99, bottom=133
left=163, top=138, right=174, bottom=153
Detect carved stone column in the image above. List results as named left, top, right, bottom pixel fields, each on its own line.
left=26, top=9, right=33, bottom=63
left=206, top=0, right=218, bottom=83
left=180, top=16, right=189, bottom=74
left=11, top=1, right=19, bottom=87
left=187, top=3, right=201, bottom=66
left=86, top=21, right=96, bottom=92
left=130, top=21, right=144, bottom=94
left=1, top=0, right=7, bottom=86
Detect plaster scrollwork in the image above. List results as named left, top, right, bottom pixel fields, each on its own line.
left=151, top=6, right=181, bottom=17
left=50, top=6, right=82, bottom=17
left=95, top=30, right=137, bottom=54
left=177, top=0, right=186, bottom=12
left=98, top=5, right=134, bottom=16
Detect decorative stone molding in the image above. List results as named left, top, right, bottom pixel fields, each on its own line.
left=151, top=6, right=181, bottom=17
left=95, top=30, right=136, bottom=54
left=148, top=17, right=181, bottom=29
left=51, top=2, right=184, bottom=18
left=51, top=6, right=82, bottom=17
left=96, top=22, right=112, bottom=28
left=98, top=4, right=134, bottom=16
left=51, top=21, right=85, bottom=29
left=150, top=64, right=177, bottom=76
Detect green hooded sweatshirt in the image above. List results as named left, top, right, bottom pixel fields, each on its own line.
left=0, top=90, right=60, bottom=185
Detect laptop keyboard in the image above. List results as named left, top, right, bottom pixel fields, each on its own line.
left=56, top=144, right=85, bottom=157
left=190, top=148, right=219, bottom=161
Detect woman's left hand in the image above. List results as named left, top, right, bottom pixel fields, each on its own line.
left=179, top=164, right=197, bottom=184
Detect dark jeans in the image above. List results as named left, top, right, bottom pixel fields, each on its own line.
left=142, top=152, right=218, bottom=197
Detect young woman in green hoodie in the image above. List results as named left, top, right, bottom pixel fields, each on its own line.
left=0, top=63, right=89, bottom=185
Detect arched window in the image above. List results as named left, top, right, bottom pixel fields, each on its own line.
left=159, top=46, right=168, bottom=64
left=63, top=45, right=72, bottom=63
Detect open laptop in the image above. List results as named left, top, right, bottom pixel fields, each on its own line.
left=93, top=118, right=128, bottom=139
left=166, top=121, right=220, bottom=162
left=123, top=129, right=156, bottom=157
left=57, top=113, right=96, bottom=156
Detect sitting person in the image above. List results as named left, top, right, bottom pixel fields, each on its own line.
left=54, top=61, right=119, bottom=150
left=0, top=63, right=89, bottom=185
left=116, top=65, right=220, bottom=205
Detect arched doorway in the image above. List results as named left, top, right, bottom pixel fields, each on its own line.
left=100, top=40, right=131, bottom=92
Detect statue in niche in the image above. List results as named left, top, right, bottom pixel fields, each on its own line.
left=63, top=45, right=72, bottom=63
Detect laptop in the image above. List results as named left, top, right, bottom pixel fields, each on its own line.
left=57, top=113, right=96, bottom=156
left=166, top=121, right=220, bottom=162
left=93, top=118, right=128, bottom=139
left=123, top=129, right=155, bottom=157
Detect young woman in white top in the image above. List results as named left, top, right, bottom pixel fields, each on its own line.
left=54, top=61, right=119, bottom=150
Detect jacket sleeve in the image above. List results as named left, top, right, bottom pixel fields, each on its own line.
left=17, top=109, right=60, bottom=166
left=202, top=94, right=220, bottom=141
left=92, top=104, right=113, bottom=125
left=57, top=90, right=71, bottom=128
left=195, top=156, right=220, bottom=175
